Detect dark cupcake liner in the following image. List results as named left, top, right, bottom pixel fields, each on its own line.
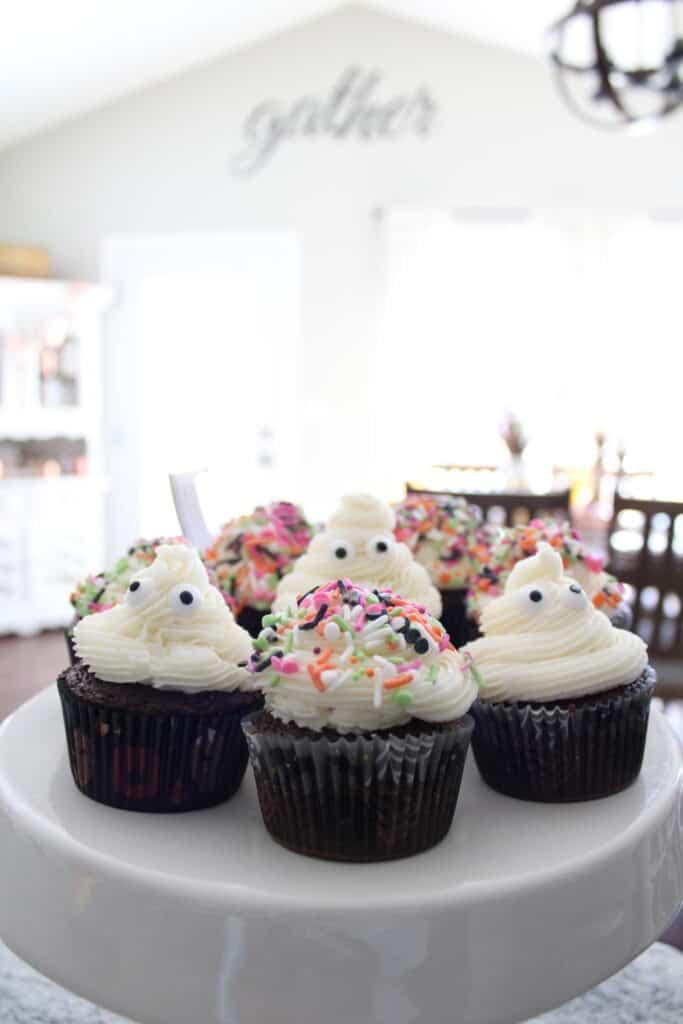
left=236, top=605, right=265, bottom=638
left=470, top=667, right=656, bottom=803
left=242, top=713, right=474, bottom=862
left=58, top=677, right=260, bottom=812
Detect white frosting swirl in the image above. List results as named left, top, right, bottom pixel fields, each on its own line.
left=252, top=580, right=475, bottom=732
left=462, top=543, right=647, bottom=703
left=273, top=494, right=441, bottom=616
left=74, top=545, right=253, bottom=693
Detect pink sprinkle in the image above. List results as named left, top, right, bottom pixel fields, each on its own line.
left=280, top=657, right=300, bottom=674
left=402, top=659, right=422, bottom=672
left=438, top=635, right=449, bottom=652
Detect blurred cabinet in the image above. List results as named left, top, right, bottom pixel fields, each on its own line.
left=0, top=276, right=111, bottom=634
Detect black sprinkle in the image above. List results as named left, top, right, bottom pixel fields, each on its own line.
left=297, top=586, right=319, bottom=606
left=414, top=637, right=430, bottom=654
left=299, top=602, right=328, bottom=630
left=405, top=628, right=421, bottom=644
left=237, top=661, right=248, bottom=668
left=253, top=656, right=273, bottom=673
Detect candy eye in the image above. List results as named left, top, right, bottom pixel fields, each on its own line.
left=518, top=584, right=547, bottom=615
left=562, top=582, right=588, bottom=610
left=167, top=583, right=202, bottom=617
left=329, top=538, right=355, bottom=561
left=366, top=534, right=395, bottom=558
left=125, top=577, right=155, bottom=608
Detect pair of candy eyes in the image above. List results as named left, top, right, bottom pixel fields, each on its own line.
left=126, top=579, right=201, bottom=616
left=330, top=535, right=395, bottom=561
left=519, top=582, right=587, bottom=614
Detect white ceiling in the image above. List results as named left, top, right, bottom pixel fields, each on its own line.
left=0, top=0, right=569, bottom=152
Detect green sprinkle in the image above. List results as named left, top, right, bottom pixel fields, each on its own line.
left=270, top=676, right=281, bottom=688
left=262, top=613, right=279, bottom=627
left=333, top=615, right=353, bottom=633
left=253, top=635, right=269, bottom=651
left=388, top=656, right=404, bottom=663
left=468, top=661, right=484, bottom=689
left=352, top=668, right=366, bottom=681
left=429, top=665, right=439, bottom=684
left=393, top=690, right=414, bottom=708
left=285, top=630, right=294, bottom=653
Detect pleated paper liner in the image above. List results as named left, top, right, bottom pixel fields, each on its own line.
left=57, top=673, right=262, bottom=812
left=470, top=667, right=656, bottom=803
left=242, top=712, right=474, bottom=862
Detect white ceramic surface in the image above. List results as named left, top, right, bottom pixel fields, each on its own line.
left=0, top=686, right=681, bottom=1024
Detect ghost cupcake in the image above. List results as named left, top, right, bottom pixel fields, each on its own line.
left=394, top=494, right=496, bottom=646
left=67, top=536, right=193, bottom=665
left=203, top=501, right=313, bottom=636
left=273, top=494, right=441, bottom=618
left=58, top=544, right=261, bottom=812
left=243, top=579, right=476, bottom=861
left=467, top=519, right=629, bottom=631
left=463, top=543, right=653, bottom=803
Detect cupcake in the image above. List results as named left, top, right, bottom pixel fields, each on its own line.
left=467, top=519, right=629, bottom=633
left=67, top=536, right=191, bottom=665
left=273, top=494, right=441, bottom=617
left=203, top=501, right=313, bottom=636
left=394, top=494, right=496, bottom=647
left=58, top=544, right=261, bottom=812
left=243, top=579, right=476, bottom=861
left=463, top=543, right=653, bottom=803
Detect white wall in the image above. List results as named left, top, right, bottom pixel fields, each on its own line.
left=1, top=4, right=682, bottom=506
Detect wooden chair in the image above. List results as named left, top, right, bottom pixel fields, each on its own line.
left=405, top=484, right=571, bottom=528
left=607, top=495, right=683, bottom=657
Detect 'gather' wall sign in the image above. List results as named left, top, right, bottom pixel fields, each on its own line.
left=231, top=66, right=437, bottom=176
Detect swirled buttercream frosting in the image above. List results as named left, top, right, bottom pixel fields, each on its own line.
left=250, top=579, right=476, bottom=733
left=203, top=501, right=313, bottom=612
left=273, top=494, right=441, bottom=616
left=462, top=543, right=647, bottom=703
left=70, top=536, right=190, bottom=618
left=74, top=545, right=253, bottom=692
left=466, top=519, right=625, bottom=623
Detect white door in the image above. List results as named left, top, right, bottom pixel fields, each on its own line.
left=101, top=232, right=301, bottom=561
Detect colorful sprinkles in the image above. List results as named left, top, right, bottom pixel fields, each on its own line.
left=393, top=494, right=496, bottom=590
left=203, top=501, right=313, bottom=613
left=248, top=579, right=455, bottom=710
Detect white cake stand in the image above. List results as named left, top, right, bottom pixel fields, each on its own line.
left=0, top=687, right=681, bottom=1024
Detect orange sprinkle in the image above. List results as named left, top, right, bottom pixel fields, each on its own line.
left=366, top=669, right=375, bottom=677
left=307, top=665, right=326, bottom=692
left=383, top=672, right=414, bottom=691
left=317, top=647, right=334, bottom=667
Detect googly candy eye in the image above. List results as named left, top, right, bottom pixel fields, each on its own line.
left=167, top=583, right=202, bottom=617
left=125, top=577, right=155, bottom=608
left=517, top=584, right=547, bottom=616
left=561, top=582, right=588, bottom=610
left=366, top=534, right=396, bottom=558
left=329, top=538, right=355, bottom=561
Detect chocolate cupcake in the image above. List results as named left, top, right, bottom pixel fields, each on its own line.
left=273, top=493, right=441, bottom=619
left=394, top=494, right=496, bottom=647
left=67, top=536, right=191, bottom=665
left=243, top=579, right=476, bottom=861
left=203, top=501, right=313, bottom=636
left=462, top=543, right=652, bottom=803
left=59, top=544, right=261, bottom=812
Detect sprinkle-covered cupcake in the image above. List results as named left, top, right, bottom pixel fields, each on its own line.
left=273, top=493, right=441, bottom=617
left=58, top=544, right=261, bottom=812
left=463, top=543, right=653, bottom=803
left=243, top=579, right=476, bottom=861
left=67, top=536, right=191, bottom=664
left=203, top=501, right=313, bottom=636
left=393, top=494, right=496, bottom=646
left=467, top=519, right=629, bottom=631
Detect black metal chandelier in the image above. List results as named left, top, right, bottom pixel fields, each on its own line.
left=549, top=0, right=683, bottom=129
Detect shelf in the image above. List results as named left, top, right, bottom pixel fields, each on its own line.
left=0, top=687, right=681, bottom=1024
